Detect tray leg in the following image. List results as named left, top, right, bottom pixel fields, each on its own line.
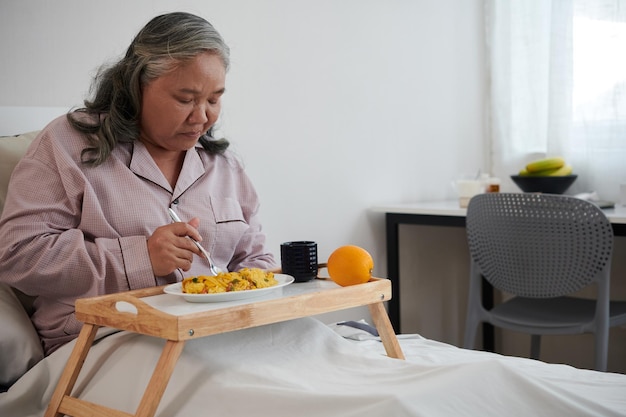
left=368, top=302, right=405, bottom=360
left=45, top=323, right=100, bottom=417
left=134, top=339, right=186, bottom=417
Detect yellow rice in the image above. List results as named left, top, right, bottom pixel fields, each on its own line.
left=182, top=268, right=277, bottom=294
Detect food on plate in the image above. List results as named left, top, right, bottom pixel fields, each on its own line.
left=182, top=268, right=277, bottom=294
left=327, top=245, right=374, bottom=287
left=519, top=157, right=573, bottom=176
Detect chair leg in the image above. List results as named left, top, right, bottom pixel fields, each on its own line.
left=595, top=326, right=609, bottom=372
left=530, top=334, right=541, bottom=360
left=463, top=318, right=479, bottom=350
left=464, top=263, right=484, bottom=351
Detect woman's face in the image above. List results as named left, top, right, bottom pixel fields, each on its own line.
left=139, top=52, right=226, bottom=153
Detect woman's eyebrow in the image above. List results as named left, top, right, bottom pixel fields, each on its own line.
left=179, top=87, right=226, bottom=95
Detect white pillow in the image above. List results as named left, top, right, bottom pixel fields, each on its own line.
left=0, top=131, right=39, bottom=213
left=0, top=283, right=44, bottom=387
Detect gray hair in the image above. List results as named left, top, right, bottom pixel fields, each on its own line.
left=69, top=12, right=231, bottom=166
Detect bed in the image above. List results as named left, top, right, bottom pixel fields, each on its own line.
left=1, top=111, right=626, bottom=417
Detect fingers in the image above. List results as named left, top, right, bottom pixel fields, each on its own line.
left=171, top=219, right=203, bottom=242
left=147, top=223, right=205, bottom=276
left=187, top=216, right=201, bottom=230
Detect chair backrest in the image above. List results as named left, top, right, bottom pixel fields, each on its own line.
left=0, top=131, right=39, bottom=213
left=0, top=131, right=39, bottom=316
left=466, top=193, right=613, bottom=298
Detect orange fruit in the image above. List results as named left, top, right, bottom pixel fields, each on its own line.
left=327, top=245, right=374, bottom=286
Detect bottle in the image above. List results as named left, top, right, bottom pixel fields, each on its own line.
left=486, top=177, right=501, bottom=193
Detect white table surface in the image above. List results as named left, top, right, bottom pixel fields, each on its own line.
left=372, top=199, right=626, bottom=224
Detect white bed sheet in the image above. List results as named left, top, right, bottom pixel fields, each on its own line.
left=1, top=317, right=625, bottom=417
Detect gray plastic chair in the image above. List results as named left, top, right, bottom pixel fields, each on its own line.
left=463, top=192, right=626, bottom=371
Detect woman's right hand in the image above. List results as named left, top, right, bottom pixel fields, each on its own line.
left=147, top=217, right=203, bottom=276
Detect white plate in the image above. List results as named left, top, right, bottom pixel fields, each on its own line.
left=163, top=273, right=295, bottom=303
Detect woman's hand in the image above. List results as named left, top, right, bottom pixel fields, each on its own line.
left=147, top=217, right=204, bottom=276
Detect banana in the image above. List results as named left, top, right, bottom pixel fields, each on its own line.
left=518, top=167, right=558, bottom=176
left=525, top=157, right=565, bottom=173
left=519, top=164, right=573, bottom=176
left=547, top=164, right=572, bottom=176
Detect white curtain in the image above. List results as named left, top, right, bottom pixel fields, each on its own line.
left=487, top=0, right=626, bottom=202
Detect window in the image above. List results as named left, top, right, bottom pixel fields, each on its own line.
left=487, top=0, right=626, bottom=202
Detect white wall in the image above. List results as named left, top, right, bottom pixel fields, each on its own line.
left=0, top=2, right=485, bottom=321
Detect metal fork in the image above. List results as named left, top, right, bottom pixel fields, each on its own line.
left=167, top=208, right=223, bottom=276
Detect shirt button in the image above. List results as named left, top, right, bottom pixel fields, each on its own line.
left=172, top=199, right=179, bottom=205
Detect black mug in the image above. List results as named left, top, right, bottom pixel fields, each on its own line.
left=280, top=241, right=318, bottom=282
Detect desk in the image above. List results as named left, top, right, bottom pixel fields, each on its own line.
left=372, top=200, right=626, bottom=349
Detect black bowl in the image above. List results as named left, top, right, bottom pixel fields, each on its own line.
left=510, top=175, right=578, bottom=194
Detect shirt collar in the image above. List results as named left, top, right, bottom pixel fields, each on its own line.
left=129, top=141, right=206, bottom=195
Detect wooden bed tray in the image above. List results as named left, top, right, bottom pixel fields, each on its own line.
left=45, top=277, right=404, bottom=417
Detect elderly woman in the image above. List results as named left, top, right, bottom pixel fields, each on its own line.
left=0, top=12, right=277, bottom=355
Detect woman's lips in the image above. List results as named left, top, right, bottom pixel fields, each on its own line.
left=181, top=131, right=202, bottom=139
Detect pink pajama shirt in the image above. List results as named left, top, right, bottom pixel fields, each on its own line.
left=0, top=115, right=277, bottom=354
